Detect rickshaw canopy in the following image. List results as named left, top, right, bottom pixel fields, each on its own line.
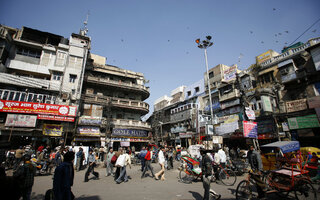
left=261, top=141, right=300, bottom=154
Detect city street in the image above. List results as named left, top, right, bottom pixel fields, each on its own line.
left=29, top=162, right=242, bottom=200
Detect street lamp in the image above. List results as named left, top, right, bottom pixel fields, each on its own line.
left=195, top=36, right=214, bottom=126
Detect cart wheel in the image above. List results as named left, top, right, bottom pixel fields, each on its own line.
left=294, top=179, right=317, bottom=200
left=236, top=180, right=258, bottom=200
left=179, top=169, right=193, bottom=184
left=263, top=172, right=290, bottom=198
left=219, top=168, right=237, bottom=186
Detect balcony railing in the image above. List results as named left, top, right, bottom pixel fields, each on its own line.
left=260, top=37, right=320, bottom=68
left=111, top=118, right=151, bottom=129
left=219, top=90, right=240, bottom=102
left=82, top=94, right=149, bottom=113
left=85, top=75, right=150, bottom=95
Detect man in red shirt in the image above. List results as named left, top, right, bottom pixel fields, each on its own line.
left=141, top=147, right=155, bottom=178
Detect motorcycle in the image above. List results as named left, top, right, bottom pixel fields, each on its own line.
left=31, top=157, right=52, bottom=175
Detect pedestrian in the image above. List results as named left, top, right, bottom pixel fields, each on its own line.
left=141, top=147, right=155, bottom=178
left=84, top=149, right=99, bottom=182
left=55, top=148, right=63, bottom=167
left=105, top=148, right=115, bottom=176
left=113, top=148, right=123, bottom=181
left=14, top=146, right=24, bottom=170
left=53, top=151, right=75, bottom=200
left=76, top=147, right=84, bottom=171
left=155, top=146, right=166, bottom=181
left=13, top=154, right=37, bottom=200
left=99, top=146, right=105, bottom=163
left=213, top=148, right=221, bottom=180
left=167, top=147, right=174, bottom=170
left=176, top=147, right=181, bottom=161
left=218, top=147, right=227, bottom=168
left=115, top=148, right=128, bottom=184
left=247, top=145, right=266, bottom=199
left=139, top=146, right=147, bottom=172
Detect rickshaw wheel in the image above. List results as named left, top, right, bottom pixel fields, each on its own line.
left=294, top=179, right=317, bottom=200
left=179, top=169, right=194, bottom=184
left=236, top=180, right=258, bottom=200
left=264, top=172, right=290, bottom=198
left=219, top=169, right=237, bottom=186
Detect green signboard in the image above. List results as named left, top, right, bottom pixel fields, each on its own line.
left=288, top=114, right=320, bottom=130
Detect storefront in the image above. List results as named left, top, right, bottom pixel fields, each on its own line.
left=110, top=128, right=151, bottom=151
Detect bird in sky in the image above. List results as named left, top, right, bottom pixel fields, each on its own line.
left=273, top=8, right=276, bottom=11
left=279, top=33, right=282, bottom=35
left=312, top=29, right=317, bottom=33
left=276, top=41, right=279, bottom=43
left=121, top=39, right=124, bottom=42
left=285, top=31, right=289, bottom=33
left=261, top=41, right=264, bottom=44
left=250, top=31, right=253, bottom=34
left=275, top=34, right=277, bottom=37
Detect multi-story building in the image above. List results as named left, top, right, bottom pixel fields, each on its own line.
left=0, top=25, right=90, bottom=147
left=78, top=54, right=151, bottom=150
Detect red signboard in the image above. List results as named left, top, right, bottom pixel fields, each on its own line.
left=37, top=114, right=75, bottom=122
left=0, top=100, right=77, bottom=117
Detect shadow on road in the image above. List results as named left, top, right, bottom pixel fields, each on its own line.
left=31, top=192, right=45, bottom=200
left=189, top=191, right=202, bottom=200
left=76, top=195, right=102, bottom=200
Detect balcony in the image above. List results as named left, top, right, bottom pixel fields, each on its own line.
left=219, top=90, right=240, bottom=102
left=82, top=94, right=149, bottom=114
left=6, top=59, right=50, bottom=75
left=0, top=72, right=61, bottom=91
left=85, top=75, right=150, bottom=99
left=111, top=118, right=151, bottom=130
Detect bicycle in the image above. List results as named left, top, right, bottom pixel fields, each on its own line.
left=211, top=161, right=237, bottom=186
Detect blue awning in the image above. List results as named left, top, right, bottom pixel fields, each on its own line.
left=261, top=141, right=300, bottom=153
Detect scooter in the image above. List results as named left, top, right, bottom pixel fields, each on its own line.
left=31, top=157, right=50, bottom=175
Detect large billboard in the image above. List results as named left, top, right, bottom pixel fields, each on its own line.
left=5, top=114, right=37, bottom=127
left=0, top=100, right=77, bottom=117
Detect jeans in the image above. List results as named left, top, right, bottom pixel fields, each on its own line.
left=141, top=160, right=154, bottom=178
left=116, top=166, right=128, bottom=183
left=84, top=163, right=99, bottom=182
left=141, top=158, right=146, bottom=171
left=168, top=157, right=173, bottom=169
left=202, top=175, right=211, bottom=200
left=106, top=161, right=114, bottom=176
left=76, top=157, right=83, bottom=171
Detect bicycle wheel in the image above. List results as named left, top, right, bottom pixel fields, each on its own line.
left=294, top=179, right=317, bottom=200
left=179, top=169, right=193, bottom=184
left=219, top=168, right=237, bottom=186
left=263, top=172, right=290, bottom=198
left=236, top=180, right=259, bottom=200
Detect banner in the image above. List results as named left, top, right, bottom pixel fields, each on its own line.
left=245, top=107, right=256, bottom=120
left=77, top=126, right=100, bottom=136
left=223, top=65, right=237, bottom=82
left=5, top=114, right=37, bottom=127
left=261, top=96, right=273, bottom=112
left=179, top=132, right=193, bottom=138
left=243, top=121, right=258, bottom=138
left=215, top=121, right=239, bottom=135
left=0, top=100, right=77, bottom=117
left=78, top=116, right=102, bottom=125
left=288, top=114, right=320, bottom=129
left=43, top=124, right=63, bottom=136
left=112, top=129, right=148, bottom=138
left=286, top=99, right=307, bottom=113
left=37, top=114, right=74, bottom=122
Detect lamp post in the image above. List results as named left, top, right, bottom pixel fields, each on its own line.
left=195, top=36, right=214, bottom=126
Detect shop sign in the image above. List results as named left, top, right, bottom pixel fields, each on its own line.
left=223, top=65, right=237, bottom=82
left=218, top=114, right=239, bottom=124
left=261, top=96, right=273, bottom=112
left=307, top=96, right=320, bottom=108
left=120, top=141, right=130, bottom=147
left=221, top=99, right=240, bottom=109
left=43, top=124, right=63, bottom=136
left=170, top=126, right=187, bottom=133
left=212, top=136, right=223, bottom=144
left=111, top=138, right=130, bottom=142
left=243, top=121, right=258, bottom=138
left=288, top=114, right=320, bottom=130
left=215, top=121, right=239, bottom=135
left=78, top=116, right=101, bottom=125
left=282, top=122, right=289, bottom=131
left=37, top=114, right=74, bottom=122
left=78, top=126, right=100, bottom=136
left=112, top=129, right=148, bottom=137
left=245, top=107, right=255, bottom=120
left=179, top=132, right=193, bottom=138
left=257, top=119, right=274, bottom=134
left=5, top=114, right=37, bottom=127
left=286, top=99, right=307, bottom=113
left=0, top=100, right=77, bottom=117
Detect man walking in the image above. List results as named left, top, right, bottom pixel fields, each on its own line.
left=76, top=147, right=84, bottom=171
left=155, top=146, right=166, bottom=181
left=141, top=147, right=155, bottom=178
left=84, top=149, right=99, bottom=182
left=115, top=149, right=131, bottom=184
left=139, top=146, right=147, bottom=172
left=106, top=148, right=115, bottom=176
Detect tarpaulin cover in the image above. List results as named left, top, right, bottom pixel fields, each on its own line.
left=261, top=141, right=300, bottom=153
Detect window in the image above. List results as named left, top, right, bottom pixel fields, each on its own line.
left=27, top=93, right=33, bottom=102
left=195, top=87, right=200, bottom=93
left=68, top=56, right=82, bottom=68
left=52, top=72, right=63, bottom=81
left=69, top=74, right=77, bottom=83
left=20, top=92, right=26, bottom=101
left=209, top=71, right=214, bottom=78
left=8, top=91, right=15, bottom=100
left=14, top=92, right=21, bottom=101
left=1, top=90, right=9, bottom=100
left=55, top=51, right=67, bottom=66
left=17, top=47, right=41, bottom=58
left=72, top=89, right=76, bottom=95
left=187, top=91, right=191, bottom=96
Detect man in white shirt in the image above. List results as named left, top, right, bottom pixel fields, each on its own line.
left=155, top=146, right=166, bottom=181
left=218, top=148, right=227, bottom=168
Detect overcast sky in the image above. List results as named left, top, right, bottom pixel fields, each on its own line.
left=1, top=0, right=320, bottom=120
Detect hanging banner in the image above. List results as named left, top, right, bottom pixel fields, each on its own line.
left=243, top=121, right=258, bottom=138
left=286, top=99, right=307, bottom=113
left=215, top=121, right=239, bottom=135
left=0, top=100, right=77, bottom=117
left=223, top=65, right=237, bottom=82
left=43, top=124, right=63, bottom=136
left=78, top=116, right=102, bottom=125
left=5, top=114, right=37, bottom=127
left=245, top=107, right=256, bottom=120
left=37, top=114, right=74, bottom=122
left=77, top=126, right=100, bottom=136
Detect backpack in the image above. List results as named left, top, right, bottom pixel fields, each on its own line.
left=111, top=155, right=117, bottom=164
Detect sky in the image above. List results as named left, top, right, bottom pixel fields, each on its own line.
left=1, top=0, right=320, bottom=120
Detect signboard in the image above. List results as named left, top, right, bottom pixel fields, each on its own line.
left=205, top=125, right=214, bottom=135
left=5, top=114, right=37, bottom=127
left=43, top=124, right=63, bottom=136
left=223, top=65, right=237, bottom=82
left=243, top=121, right=258, bottom=138
left=112, top=129, right=148, bottom=138
left=212, top=136, right=223, bottom=144
left=120, top=141, right=130, bottom=147
left=0, top=100, right=77, bottom=117
left=215, top=121, right=239, bottom=135
left=288, top=114, right=320, bottom=130
left=307, top=96, right=320, bottom=108
left=261, top=96, right=273, bottom=112
left=286, top=99, right=307, bottom=113
left=245, top=107, right=255, bottom=120
left=218, top=114, right=239, bottom=124
left=179, top=132, right=193, bottom=138
left=37, top=114, right=74, bottom=122
left=282, top=122, right=289, bottom=132
left=78, top=116, right=102, bottom=125
left=78, top=126, right=100, bottom=136
left=256, top=50, right=272, bottom=64
left=257, top=119, right=274, bottom=134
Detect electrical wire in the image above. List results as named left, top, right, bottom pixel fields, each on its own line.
left=288, top=17, right=320, bottom=46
